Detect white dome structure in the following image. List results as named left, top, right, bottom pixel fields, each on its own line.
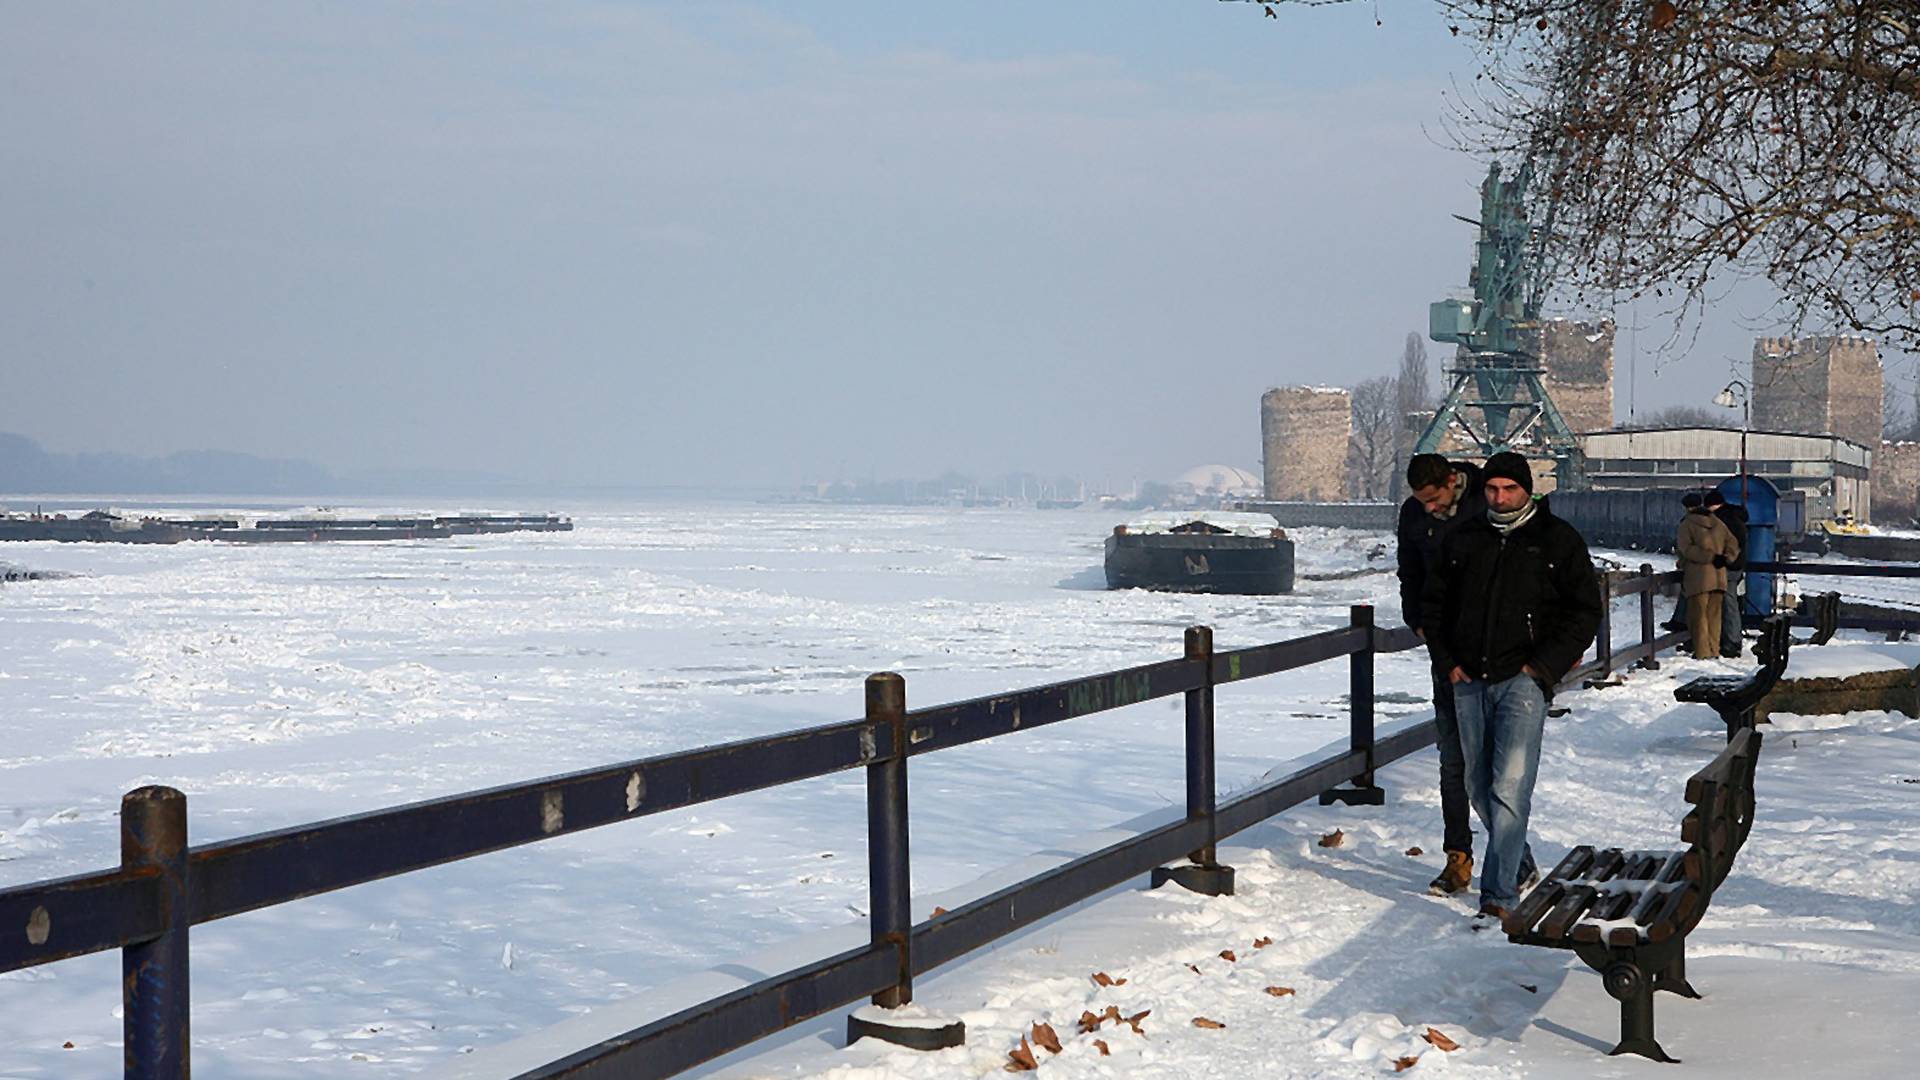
left=1176, top=464, right=1262, bottom=496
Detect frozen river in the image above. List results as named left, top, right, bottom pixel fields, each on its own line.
left=0, top=500, right=1429, bottom=1077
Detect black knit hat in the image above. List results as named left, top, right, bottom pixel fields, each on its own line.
left=1682, top=492, right=1704, bottom=509
left=1482, top=451, right=1534, bottom=495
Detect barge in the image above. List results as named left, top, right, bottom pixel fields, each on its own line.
left=1103, top=512, right=1294, bottom=594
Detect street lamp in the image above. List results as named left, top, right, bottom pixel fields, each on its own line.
left=1713, top=379, right=1751, bottom=504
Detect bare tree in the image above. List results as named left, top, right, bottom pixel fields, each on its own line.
left=1347, top=376, right=1398, bottom=500
left=1616, top=404, right=1726, bottom=430
left=1233, top=1, right=1920, bottom=350
left=1390, top=333, right=1432, bottom=500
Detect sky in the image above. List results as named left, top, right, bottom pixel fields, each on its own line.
left=3, top=1, right=1899, bottom=491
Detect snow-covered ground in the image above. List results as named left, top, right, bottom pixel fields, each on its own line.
left=3, top=502, right=1917, bottom=1078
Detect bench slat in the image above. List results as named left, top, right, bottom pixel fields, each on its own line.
left=1504, top=846, right=1594, bottom=938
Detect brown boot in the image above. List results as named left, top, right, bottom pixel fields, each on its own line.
left=1428, top=850, right=1473, bottom=896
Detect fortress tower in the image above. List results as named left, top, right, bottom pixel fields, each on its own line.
left=1752, top=335, right=1882, bottom=449
left=1261, top=386, right=1351, bottom=502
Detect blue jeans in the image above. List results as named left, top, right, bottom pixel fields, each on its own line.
left=1452, top=673, right=1547, bottom=909
left=1431, top=667, right=1474, bottom=855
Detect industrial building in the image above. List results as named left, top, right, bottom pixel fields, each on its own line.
left=1580, top=426, right=1871, bottom=524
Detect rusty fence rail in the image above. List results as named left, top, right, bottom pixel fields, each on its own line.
left=0, top=565, right=1704, bottom=1080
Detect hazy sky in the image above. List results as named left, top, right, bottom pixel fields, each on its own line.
left=4, top=2, right=1901, bottom=490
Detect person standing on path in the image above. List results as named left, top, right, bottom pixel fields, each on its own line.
left=1421, top=452, right=1601, bottom=921
left=1396, top=453, right=1487, bottom=896
left=1706, top=491, right=1749, bottom=658
left=1676, top=491, right=1740, bottom=660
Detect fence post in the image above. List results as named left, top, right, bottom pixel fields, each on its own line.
left=1636, top=563, right=1661, bottom=671
left=848, top=674, right=965, bottom=1051
left=863, top=673, right=911, bottom=1010
left=122, top=786, right=189, bottom=1080
left=1151, top=626, right=1233, bottom=896
left=1321, top=605, right=1385, bottom=806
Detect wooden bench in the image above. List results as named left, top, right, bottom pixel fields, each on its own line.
left=1801, top=590, right=1841, bottom=646
left=1503, top=727, right=1762, bottom=1063
left=1672, top=615, right=1791, bottom=741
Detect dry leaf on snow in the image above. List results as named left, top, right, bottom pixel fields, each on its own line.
left=1185, top=962, right=1202, bottom=975
left=1090, top=971, right=1127, bottom=987
left=1423, top=1027, right=1460, bottom=1052
left=1319, top=829, right=1345, bottom=848
left=1031, top=1022, right=1062, bottom=1054
left=1092, top=1039, right=1111, bottom=1056
left=1219, top=949, right=1237, bottom=962
left=1405, top=846, right=1424, bottom=857
left=1123, top=1009, right=1151, bottom=1034
left=930, top=906, right=948, bottom=917
left=1264, top=986, right=1296, bottom=997
left=1192, top=1016, right=1226, bottom=1029
left=1005, top=1037, right=1037, bottom=1072
left=1394, top=1054, right=1421, bottom=1072
left=1252, top=936, right=1273, bottom=948
left=1077, top=1010, right=1102, bottom=1034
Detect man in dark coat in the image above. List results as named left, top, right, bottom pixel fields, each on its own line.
left=1706, top=491, right=1750, bottom=657
left=1396, top=453, right=1486, bottom=895
left=1422, top=452, right=1602, bottom=920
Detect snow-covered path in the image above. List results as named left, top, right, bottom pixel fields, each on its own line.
left=703, top=650, right=1920, bottom=1078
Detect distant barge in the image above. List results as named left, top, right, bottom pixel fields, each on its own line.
left=1104, top=513, right=1294, bottom=594
left=0, top=510, right=573, bottom=545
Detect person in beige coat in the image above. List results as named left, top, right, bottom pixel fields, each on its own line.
left=1676, top=491, right=1740, bottom=659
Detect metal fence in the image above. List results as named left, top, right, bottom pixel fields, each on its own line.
left=0, top=562, right=1748, bottom=1080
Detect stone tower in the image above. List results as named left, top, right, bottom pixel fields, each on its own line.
left=1529, top=318, right=1616, bottom=434
left=1261, top=386, right=1352, bottom=502
left=1752, top=335, right=1882, bottom=447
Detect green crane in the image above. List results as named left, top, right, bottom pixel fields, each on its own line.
left=1416, top=162, right=1584, bottom=488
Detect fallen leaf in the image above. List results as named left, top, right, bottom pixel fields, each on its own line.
left=1423, top=1027, right=1460, bottom=1052
left=1520, top=983, right=1538, bottom=994
left=1185, top=962, right=1202, bottom=975
left=1093, top=1039, right=1111, bottom=1056
left=1005, top=1037, right=1037, bottom=1072
left=1090, top=971, right=1127, bottom=987
left=1264, top=986, right=1296, bottom=997
left=1405, top=846, right=1424, bottom=857
left=1319, top=829, right=1344, bottom=848
left=1031, top=1022, right=1062, bottom=1054
left=1650, top=0, right=1678, bottom=30
left=1219, top=949, right=1237, bottom=962
left=1394, top=1054, right=1421, bottom=1072
left=1192, top=1016, right=1226, bottom=1029
left=930, top=906, right=948, bottom=917
left=1253, top=936, right=1273, bottom=948
left=1124, top=1009, right=1151, bottom=1034
left=1077, top=1010, right=1103, bottom=1034
left=62, top=1042, right=75, bottom=1050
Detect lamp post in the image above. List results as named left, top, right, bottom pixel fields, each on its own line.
left=1713, top=379, right=1751, bottom=504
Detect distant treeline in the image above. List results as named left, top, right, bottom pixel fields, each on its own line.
left=0, top=432, right=505, bottom=496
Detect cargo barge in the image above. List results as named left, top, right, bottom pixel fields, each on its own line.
left=0, top=510, right=572, bottom=545
left=1103, top=513, right=1295, bottom=594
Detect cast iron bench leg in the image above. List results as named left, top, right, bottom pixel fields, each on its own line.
left=1579, top=943, right=1681, bottom=1064
left=1653, top=952, right=1702, bottom=1000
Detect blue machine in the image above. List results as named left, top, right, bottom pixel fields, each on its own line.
left=1715, top=474, right=1779, bottom=616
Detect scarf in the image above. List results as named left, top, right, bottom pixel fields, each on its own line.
left=1488, top=498, right=1538, bottom=536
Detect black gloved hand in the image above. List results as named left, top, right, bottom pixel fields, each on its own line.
left=1712, top=554, right=1728, bottom=568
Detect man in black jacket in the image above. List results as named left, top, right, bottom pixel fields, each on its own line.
left=1706, top=491, right=1749, bottom=657
left=1396, top=454, right=1486, bottom=895
left=1421, top=452, right=1602, bottom=920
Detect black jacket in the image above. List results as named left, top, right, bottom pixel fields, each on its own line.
left=1395, top=461, right=1487, bottom=631
left=1713, top=503, right=1749, bottom=571
left=1420, top=496, right=1602, bottom=688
